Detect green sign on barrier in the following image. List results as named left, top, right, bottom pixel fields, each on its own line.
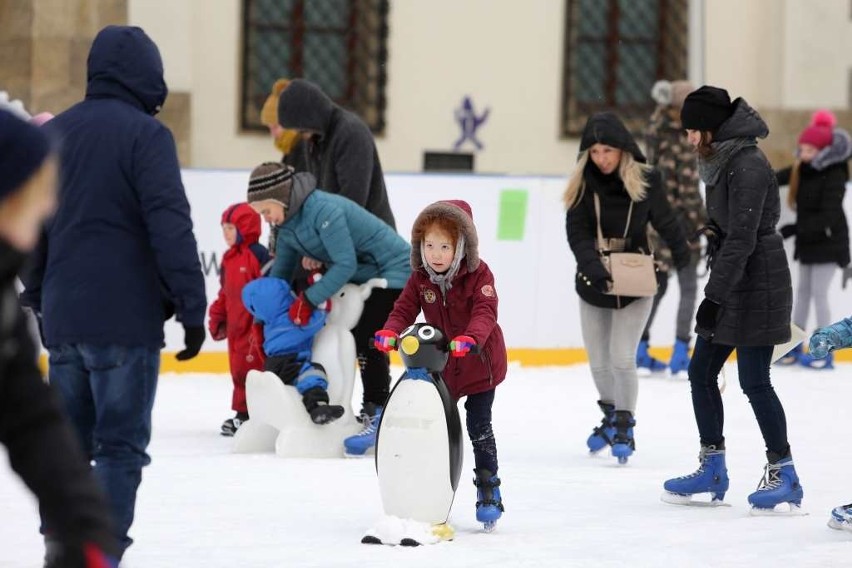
left=497, top=189, right=528, bottom=241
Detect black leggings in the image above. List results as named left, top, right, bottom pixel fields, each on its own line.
left=351, top=287, right=403, bottom=407
left=465, top=389, right=498, bottom=474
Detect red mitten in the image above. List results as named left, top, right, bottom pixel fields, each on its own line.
left=374, top=329, right=399, bottom=352
left=208, top=320, right=226, bottom=341
left=449, top=335, right=476, bottom=357
left=288, top=292, right=315, bottom=326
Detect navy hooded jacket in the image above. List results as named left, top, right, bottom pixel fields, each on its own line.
left=21, top=26, right=206, bottom=348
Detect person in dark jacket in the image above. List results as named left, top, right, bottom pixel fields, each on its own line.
left=662, top=86, right=801, bottom=513
left=276, top=78, right=396, bottom=229
left=775, top=110, right=851, bottom=369
left=376, top=199, right=507, bottom=526
left=246, top=162, right=410, bottom=456
left=639, top=80, right=708, bottom=375
left=0, top=109, right=119, bottom=567
left=208, top=203, right=269, bottom=436
left=259, top=77, right=309, bottom=258
left=18, top=25, right=207, bottom=557
left=565, top=112, right=690, bottom=464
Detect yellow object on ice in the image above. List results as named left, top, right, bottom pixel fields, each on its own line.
left=431, top=523, right=455, bottom=541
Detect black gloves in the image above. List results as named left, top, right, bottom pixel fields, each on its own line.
left=696, top=299, right=721, bottom=332
left=779, top=224, right=796, bottom=239
left=176, top=325, right=206, bottom=361
left=593, top=276, right=613, bottom=294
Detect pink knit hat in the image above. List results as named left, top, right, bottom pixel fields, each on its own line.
left=798, top=110, right=835, bottom=149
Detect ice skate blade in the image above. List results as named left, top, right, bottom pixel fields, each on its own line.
left=343, top=448, right=375, bottom=459
left=749, top=502, right=808, bottom=516
left=661, top=491, right=730, bottom=507
left=482, top=520, right=497, bottom=533
left=828, top=518, right=852, bottom=532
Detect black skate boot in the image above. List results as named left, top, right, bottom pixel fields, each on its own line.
left=221, top=411, right=249, bottom=436
left=473, top=468, right=504, bottom=532
left=611, top=410, right=635, bottom=464
left=309, top=402, right=345, bottom=425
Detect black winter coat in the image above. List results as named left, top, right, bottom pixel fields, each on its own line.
left=567, top=165, right=690, bottom=309
left=277, top=79, right=396, bottom=229
left=776, top=161, right=850, bottom=267
left=700, top=100, right=792, bottom=346
left=0, top=241, right=118, bottom=556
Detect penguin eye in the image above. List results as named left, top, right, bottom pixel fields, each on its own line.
left=401, top=325, right=416, bottom=338
left=418, top=326, right=435, bottom=340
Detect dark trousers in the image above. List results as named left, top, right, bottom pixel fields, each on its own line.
left=45, top=343, right=160, bottom=555
left=351, top=287, right=402, bottom=407
left=464, top=389, right=498, bottom=474
left=688, top=336, right=789, bottom=456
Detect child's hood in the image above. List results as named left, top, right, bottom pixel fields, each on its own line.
left=242, top=277, right=294, bottom=322
left=410, top=200, right=479, bottom=272
left=221, top=202, right=262, bottom=245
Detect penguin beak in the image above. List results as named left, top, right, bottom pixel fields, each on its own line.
left=400, top=335, right=420, bottom=355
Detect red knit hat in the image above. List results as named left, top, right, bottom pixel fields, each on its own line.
left=798, top=110, right=836, bottom=149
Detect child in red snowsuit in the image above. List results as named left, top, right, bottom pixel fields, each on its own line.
left=208, top=203, right=270, bottom=435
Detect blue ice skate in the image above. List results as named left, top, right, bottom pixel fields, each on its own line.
left=636, top=340, right=667, bottom=373
left=662, top=445, right=729, bottom=506
left=828, top=503, right=852, bottom=532
left=799, top=351, right=834, bottom=370
left=610, top=411, right=635, bottom=464
left=669, top=339, right=691, bottom=375
left=343, top=403, right=383, bottom=457
left=748, top=456, right=804, bottom=514
left=473, top=468, right=503, bottom=532
left=776, top=343, right=802, bottom=366
left=586, top=401, right=615, bottom=453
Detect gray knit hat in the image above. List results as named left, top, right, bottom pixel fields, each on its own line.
left=247, top=162, right=294, bottom=206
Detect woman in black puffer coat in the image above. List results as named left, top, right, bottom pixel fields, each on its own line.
left=776, top=110, right=851, bottom=369
left=662, top=86, right=802, bottom=513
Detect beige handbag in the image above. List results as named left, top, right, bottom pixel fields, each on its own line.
left=594, top=193, right=658, bottom=297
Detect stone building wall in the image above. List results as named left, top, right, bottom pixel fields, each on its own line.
left=0, top=0, right=190, bottom=165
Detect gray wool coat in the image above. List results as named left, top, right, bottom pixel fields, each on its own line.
left=699, top=99, right=792, bottom=346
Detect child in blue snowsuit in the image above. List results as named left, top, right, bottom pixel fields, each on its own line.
left=242, top=277, right=344, bottom=424
left=809, top=318, right=852, bottom=532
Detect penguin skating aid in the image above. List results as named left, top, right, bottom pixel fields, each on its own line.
left=361, top=324, right=465, bottom=546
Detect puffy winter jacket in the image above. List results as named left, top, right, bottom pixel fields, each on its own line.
left=21, top=26, right=206, bottom=347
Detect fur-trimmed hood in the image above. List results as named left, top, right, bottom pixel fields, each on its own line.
left=410, top=200, right=479, bottom=272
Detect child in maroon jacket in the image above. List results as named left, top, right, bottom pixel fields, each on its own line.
left=374, top=200, right=507, bottom=527
left=208, top=203, right=270, bottom=436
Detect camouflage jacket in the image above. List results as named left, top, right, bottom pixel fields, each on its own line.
left=644, top=106, right=707, bottom=270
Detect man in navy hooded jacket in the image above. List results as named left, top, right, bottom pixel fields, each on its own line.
left=20, top=25, right=206, bottom=558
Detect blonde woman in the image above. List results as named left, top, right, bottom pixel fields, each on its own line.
left=565, top=112, right=689, bottom=464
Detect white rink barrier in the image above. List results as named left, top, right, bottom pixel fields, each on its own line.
left=163, top=169, right=852, bottom=367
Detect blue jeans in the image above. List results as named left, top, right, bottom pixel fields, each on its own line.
left=46, top=344, right=160, bottom=555
left=687, top=336, right=789, bottom=455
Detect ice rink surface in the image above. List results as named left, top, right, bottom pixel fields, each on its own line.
left=2, top=362, right=851, bottom=567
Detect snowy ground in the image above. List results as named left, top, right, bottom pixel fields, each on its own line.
left=2, top=362, right=851, bottom=567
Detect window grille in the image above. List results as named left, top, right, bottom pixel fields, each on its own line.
left=241, top=0, right=389, bottom=133
left=561, top=0, right=688, bottom=137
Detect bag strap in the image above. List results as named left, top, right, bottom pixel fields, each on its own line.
left=593, top=193, right=634, bottom=250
